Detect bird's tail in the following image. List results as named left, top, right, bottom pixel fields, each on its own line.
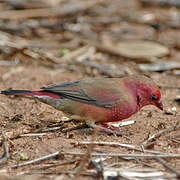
left=1, top=89, right=61, bottom=99
left=1, top=89, right=35, bottom=96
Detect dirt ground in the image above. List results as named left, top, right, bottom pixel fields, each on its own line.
left=0, top=0, right=179, bottom=180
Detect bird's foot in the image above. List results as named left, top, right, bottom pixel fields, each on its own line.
left=101, top=123, right=120, bottom=131
left=98, top=125, right=129, bottom=135
left=100, top=123, right=132, bottom=135
left=86, top=120, right=129, bottom=136
left=61, top=120, right=130, bottom=135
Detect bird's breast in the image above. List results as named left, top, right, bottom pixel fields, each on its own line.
left=105, top=102, right=138, bottom=122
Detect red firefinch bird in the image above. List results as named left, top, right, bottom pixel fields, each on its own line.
left=1, top=76, right=163, bottom=134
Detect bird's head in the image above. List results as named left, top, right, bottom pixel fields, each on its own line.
left=137, top=85, right=163, bottom=110
left=135, top=77, right=163, bottom=111
left=125, top=76, right=163, bottom=111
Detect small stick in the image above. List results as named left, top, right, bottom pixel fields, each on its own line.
left=60, top=152, right=180, bottom=158
left=156, top=157, right=180, bottom=178
left=20, top=133, right=47, bottom=137
left=78, top=141, right=168, bottom=155
left=41, top=126, right=62, bottom=132
left=7, top=151, right=59, bottom=169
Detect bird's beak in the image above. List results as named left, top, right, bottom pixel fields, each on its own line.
left=155, top=101, right=163, bottom=111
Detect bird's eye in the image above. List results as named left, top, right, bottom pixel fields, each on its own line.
left=151, top=94, right=158, bottom=101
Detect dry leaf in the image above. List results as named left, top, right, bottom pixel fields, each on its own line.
left=116, top=40, right=169, bottom=59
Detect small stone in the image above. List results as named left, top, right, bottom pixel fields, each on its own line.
left=164, top=107, right=177, bottom=115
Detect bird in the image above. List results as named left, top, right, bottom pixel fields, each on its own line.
left=1, top=75, right=163, bottom=134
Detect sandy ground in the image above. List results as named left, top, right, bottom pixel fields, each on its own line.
left=0, top=0, right=179, bottom=179
left=0, top=65, right=179, bottom=179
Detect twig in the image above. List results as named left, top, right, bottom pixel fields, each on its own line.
left=6, top=151, right=59, bottom=169
left=142, top=123, right=180, bottom=147
left=61, top=151, right=180, bottom=158
left=156, top=157, right=180, bottom=178
left=41, top=126, right=62, bottom=132
left=0, top=131, right=9, bottom=164
left=78, top=141, right=169, bottom=155
left=18, top=169, right=96, bottom=176
left=20, top=133, right=47, bottom=137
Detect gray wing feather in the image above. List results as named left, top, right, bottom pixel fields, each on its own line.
left=41, top=79, right=120, bottom=108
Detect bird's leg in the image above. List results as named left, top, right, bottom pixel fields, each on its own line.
left=86, top=120, right=127, bottom=135
left=61, top=119, right=129, bottom=135
left=61, top=123, right=89, bottom=133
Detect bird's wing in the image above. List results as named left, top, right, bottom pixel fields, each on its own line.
left=41, top=79, right=122, bottom=108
